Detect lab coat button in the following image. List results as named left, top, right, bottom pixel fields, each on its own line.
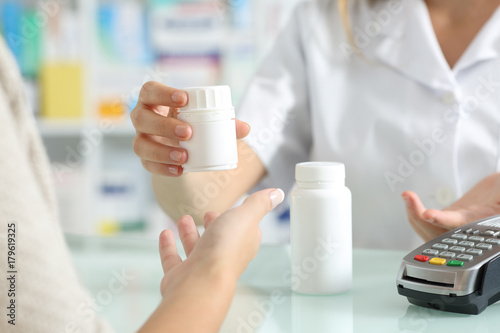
left=435, top=187, right=455, bottom=206
left=441, top=92, right=457, bottom=105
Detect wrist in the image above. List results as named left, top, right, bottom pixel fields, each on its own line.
left=162, top=254, right=238, bottom=303
left=187, top=253, right=240, bottom=290
left=156, top=257, right=238, bottom=333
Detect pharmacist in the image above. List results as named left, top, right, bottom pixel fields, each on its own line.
left=132, top=0, right=500, bottom=249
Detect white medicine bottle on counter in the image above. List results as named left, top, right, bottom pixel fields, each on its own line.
left=177, top=86, right=238, bottom=172
left=290, top=162, right=352, bottom=295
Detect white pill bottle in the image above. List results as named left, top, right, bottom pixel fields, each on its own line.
left=290, top=162, right=352, bottom=294
left=177, top=86, right=238, bottom=172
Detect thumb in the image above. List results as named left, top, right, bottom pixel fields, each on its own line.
left=225, top=188, right=285, bottom=225
left=244, top=188, right=285, bottom=214
left=235, top=120, right=251, bottom=139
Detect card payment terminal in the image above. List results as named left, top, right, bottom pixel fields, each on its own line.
left=397, top=215, right=500, bottom=314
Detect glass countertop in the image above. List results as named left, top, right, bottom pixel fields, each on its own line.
left=67, top=236, right=500, bottom=333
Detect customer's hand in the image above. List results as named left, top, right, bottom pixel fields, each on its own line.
left=130, top=82, right=251, bottom=177
left=139, top=188, right=285, bottom=333
left=402, top=173, right=500, bottom=241
left=160, top=187, right=285, bottom=294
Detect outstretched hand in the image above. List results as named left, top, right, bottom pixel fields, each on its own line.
left=403, top=173, right=500, bottom=241
left=159, top=188, right=285, bottom=295
left=140, top=188, right=285, bottom=333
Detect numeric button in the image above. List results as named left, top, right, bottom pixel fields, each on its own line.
left=439, top=251, right=456, bottom=259
left=468, top=236, right=484, bottom=242
left=458, top=241, right=474, bottom=247
left=456, top=254, right=474, bottom=262
left=432, top=243, right=449, bottom=250
left=449, top=246, right=466, bottom=253
left=476, top=243, right=493, bottom=251
left=466, top=248, right=483, bottom=256
left=442, top=238, right=458, bottom=245
left=451, top=234, right=467, bottom=240
left=486, top=238, right=500, bottom=245
left=423, top=249, right=439, bottom=256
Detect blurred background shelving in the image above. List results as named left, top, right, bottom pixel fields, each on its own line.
left=0, top=0, right=302, bottom=240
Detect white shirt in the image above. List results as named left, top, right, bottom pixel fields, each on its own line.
left=237, top=0, right=500, bottom=250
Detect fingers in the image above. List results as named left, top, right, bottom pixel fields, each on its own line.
left=402, top=191, right=427, bottom=221
left=235, top=120, right=251, bottom=140
left=134, top=82, right=251, bottom=142
left=403, top=191, right=464, bottom=229
left=402, top=191, right=452, bottom=241
left=133, top=134, right=187, bottom=165
left=141, top=160, right=183, bottom=177
left=159, top=229, right=182, bottom=275
left=139, top=81, right=188, bottom=108
left=203, top=211, right=221, bottom=229
left=131, top=107, right=192, bottom=140
left=177, top=215, right=200, bottom=256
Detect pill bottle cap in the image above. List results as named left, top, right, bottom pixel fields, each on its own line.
left=295, top=162, right=345, bottom=183
left=179, top=86, right=233, bottom=111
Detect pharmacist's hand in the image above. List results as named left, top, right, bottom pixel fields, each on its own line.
left=402, top=173, right=500, bottom=242
left=131, top=81, right=251, bottom=177
left=158, top=188, right=284, bottom=297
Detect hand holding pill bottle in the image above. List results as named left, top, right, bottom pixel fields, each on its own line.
left=131, top=82, right=249, bottom=177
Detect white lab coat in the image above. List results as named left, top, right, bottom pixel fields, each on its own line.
left=237, top=0, right=500, bottom=250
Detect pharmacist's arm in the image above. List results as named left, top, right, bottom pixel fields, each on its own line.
left=131, top=82, right=266, bottom=222
left=402, top=173, right=500, bottom=241
left=152, top=140, right=266, bottom=222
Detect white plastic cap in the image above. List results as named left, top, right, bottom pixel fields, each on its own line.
left=295, top=162, right=345, bottom=182
left=179, top=86, right=233, bottom=111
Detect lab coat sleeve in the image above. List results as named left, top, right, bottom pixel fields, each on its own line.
left=237, top=3, right=312, bottom=195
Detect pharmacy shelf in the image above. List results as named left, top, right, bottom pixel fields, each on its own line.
left=36, top=118, right=136, bottom=137
left=14, top=0, right=302, bottom=238
left=102, top=123, right=136, bottom=137
left=37, top=119, right=89, bottom=137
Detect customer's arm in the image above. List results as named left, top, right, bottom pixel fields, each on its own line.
left=0, top=37, right=113, bottom=333
left=139, top=188, right=285, bottom=333
left=131, top=82, right=266, bottom=223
